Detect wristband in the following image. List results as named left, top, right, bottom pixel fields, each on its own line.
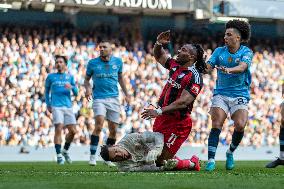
left=156, top=107, right=163, bottom=115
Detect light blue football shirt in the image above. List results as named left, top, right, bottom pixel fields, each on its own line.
left=45, top=73, right=78, bottom=108
left=208, top=45, right=253, bottom=100
left=86, top=56, right=123, bottom=99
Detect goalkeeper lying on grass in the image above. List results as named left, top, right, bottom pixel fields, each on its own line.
left=100, top=131, right=200, bottom=172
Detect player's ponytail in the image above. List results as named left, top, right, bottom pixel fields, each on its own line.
left=193, top=44, right=206, bottom=74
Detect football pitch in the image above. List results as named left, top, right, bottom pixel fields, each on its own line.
left=0, top=161, right=283, bottom=189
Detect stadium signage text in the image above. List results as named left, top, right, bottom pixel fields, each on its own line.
left=104, top=0, right=172, bottom=9
left=41, top=0, right=172, bottom=10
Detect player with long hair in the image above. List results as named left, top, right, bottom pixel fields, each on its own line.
left=140, top=30, right=206, bottom=168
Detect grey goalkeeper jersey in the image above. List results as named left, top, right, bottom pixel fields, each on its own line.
left=116, top=131, right=164, bottom=172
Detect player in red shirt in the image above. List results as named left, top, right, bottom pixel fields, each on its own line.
left=141, top=30, right=207, bottom=170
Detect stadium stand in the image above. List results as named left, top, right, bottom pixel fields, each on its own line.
left=0, top=23, right=283, bottom=148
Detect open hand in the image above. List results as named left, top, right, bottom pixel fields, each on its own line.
left=85, top=88, right=92, bottom=101
left=157, top=30, right=171, bottom=45
left=141, top=108, right=159, bottom=120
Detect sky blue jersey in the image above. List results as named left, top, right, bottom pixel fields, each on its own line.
left=45, top=73, right=78, bottom=108
left=86, top=56, right=123, bottom=99
left=208, top=45, right=253, bottom=100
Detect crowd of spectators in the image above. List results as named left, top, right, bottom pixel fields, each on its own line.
left=0, top=24, right=283, bottom=149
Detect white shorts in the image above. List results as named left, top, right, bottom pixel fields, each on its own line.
left=210, top=95, right=248, bottom=115
left=93, top=97, right=120, bottom=124
left=52, top=107, right=77, bottom=126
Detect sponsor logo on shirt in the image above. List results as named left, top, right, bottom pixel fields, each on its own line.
left=228, top=56, right=233, bottom=63
left=95, top=73, right=118, bottom=78
left=167, top=78, right=181, bottom=89
left=52, top=80, right=69, bottom=87
left=190, top=84, right=200, bottom=95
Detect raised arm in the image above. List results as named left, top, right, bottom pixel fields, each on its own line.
left=153, top=30, right=171, bottom=67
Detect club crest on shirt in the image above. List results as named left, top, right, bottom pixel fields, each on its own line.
left=112, top=65, right=117, bottom=70
left=190, top=84, right=200, bottom=95
left=167, top=78, right=181, bottom=89
left=228, top=56, right=233, bottom=63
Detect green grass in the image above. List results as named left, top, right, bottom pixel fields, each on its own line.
left=0, top=161, right=283, bottom=189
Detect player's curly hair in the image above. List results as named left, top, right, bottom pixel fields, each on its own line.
left=192, top=44, right=206, bottom=74
left=226, top=19, right=251, bottom=43
left=100, top=145, right=110, bottom=161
